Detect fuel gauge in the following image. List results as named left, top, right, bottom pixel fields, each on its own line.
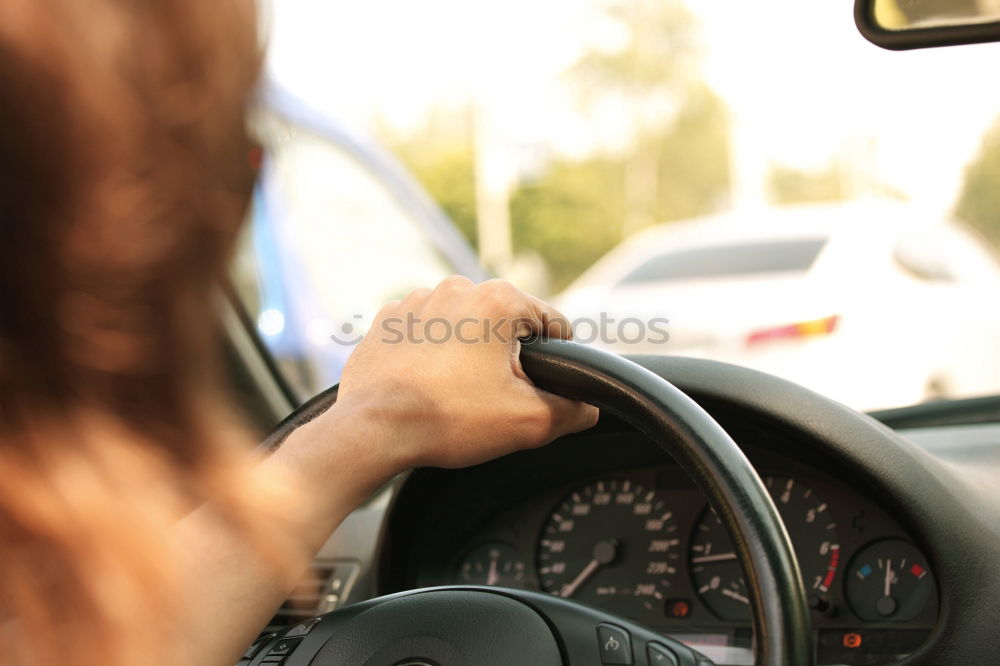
left=456, top=543, right=527, bottom=588
left=845, top=539, right=934, bottom=622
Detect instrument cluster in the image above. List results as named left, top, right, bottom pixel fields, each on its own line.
left=426, top=467, right=937, bottom=666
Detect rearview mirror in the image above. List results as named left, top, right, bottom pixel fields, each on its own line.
left=855, top=0, right=1000, bottom=49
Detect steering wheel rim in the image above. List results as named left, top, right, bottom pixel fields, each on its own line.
left=260, top=338, right=813, bottom=666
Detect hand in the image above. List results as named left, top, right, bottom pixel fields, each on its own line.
left=330, top=276, right=599, bottom=471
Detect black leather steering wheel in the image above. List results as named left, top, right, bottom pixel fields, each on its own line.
left=252, top=339, right=813, bottom=666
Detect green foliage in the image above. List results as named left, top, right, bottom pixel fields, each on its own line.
left=569, top=0, right=700, bottom=100
left=656, top=87, right=730, bottom=222
left=568, top=0, right=713, bottom=235
left=955, top=115, right=1000, bottom=244
left=404, top=145, right=478, bottom=245
left=388, top=113, right=478, bottom=246
left=510, top=90, right=729, bottom=291
left=770, top=163, right=848, bottom=205
left=510, top=156, right=626, bottom=292
left=389, top=89, right=731, bottom=291
left=386, top=1, right=731, bottom=292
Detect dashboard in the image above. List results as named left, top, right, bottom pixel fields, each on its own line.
left=290, top=356, right=1000, bottom=666
left=378, top=425, right=937, bottom=666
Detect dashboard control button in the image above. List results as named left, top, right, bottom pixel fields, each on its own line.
left=284, top=618, right=321, bottom=637
left=597, top=623, right=632, bottom=664
left=647, top=642, right=679, bottom=665
left=266, top=637, right=302, bottom=656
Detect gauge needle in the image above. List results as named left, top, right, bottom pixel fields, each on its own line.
left=884, top=560, right=894, bottom=598
left=487, top=553, right=499, bottom=586
left=692, top=552, right=737, bottom=564
left=722, top=588, right=750, bottom=605
left=560, top=558, right=600, bottom=598
left=559, top=539, right=618, bottom=598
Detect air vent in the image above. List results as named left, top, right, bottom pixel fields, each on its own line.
left=264, top=560, right=361, bottom=631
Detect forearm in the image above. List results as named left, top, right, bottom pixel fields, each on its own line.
left=167, top=402, right=401, bottom=665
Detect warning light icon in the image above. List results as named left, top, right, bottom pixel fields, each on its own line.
left=667, top=599, right=691, bottom=618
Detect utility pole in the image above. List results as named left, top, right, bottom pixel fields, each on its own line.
left=473, top=100, right=514, bottom=273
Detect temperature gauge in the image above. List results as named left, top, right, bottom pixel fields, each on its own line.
left=845, top=539, right=934, bottom=622
left=456, top=543, right=527, bottom=588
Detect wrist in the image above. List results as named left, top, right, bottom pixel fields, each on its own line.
left=273, top=398, right=411, bottom=512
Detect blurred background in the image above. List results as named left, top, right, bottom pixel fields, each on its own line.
left=231, top=0, right=1000, bottom=411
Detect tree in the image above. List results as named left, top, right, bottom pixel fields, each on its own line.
left=655, top=86, right=730, bottom=222
left=388, top=111, right=479, bottom=246
left=388, top=2, right=730, bottom=291
left=569, top=0, right=703, bottom=236
left=507, top=87, right=729, bottom=292
left=510, top=155, right=626, bottom=291
left=770, top=163, right=848, bottom=205
left=955, top=115, right=1000, bottom=245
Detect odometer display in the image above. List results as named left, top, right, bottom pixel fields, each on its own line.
left=536, top=478, right=681, bottom=621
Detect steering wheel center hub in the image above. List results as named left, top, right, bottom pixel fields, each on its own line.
left=310, top=590, right=561, bottom=666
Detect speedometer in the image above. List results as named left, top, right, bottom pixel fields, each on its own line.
left=689, top=475, right=840, bottom=621
left=536, top=478, right=681, bottom=620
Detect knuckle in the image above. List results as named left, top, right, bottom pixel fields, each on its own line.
left=438, top=274, right=474, bottom=290
left=482, top=278, right=518, bottom=295
left=405, top=287, right=432, bottom=302
left=479, top=279, right=520, bottom=308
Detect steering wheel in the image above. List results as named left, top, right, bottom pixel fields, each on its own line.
left=252, top=339, right=813, bottom=666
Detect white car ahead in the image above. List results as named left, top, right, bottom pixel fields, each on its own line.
left=556, top=200, right=1000, bottom=411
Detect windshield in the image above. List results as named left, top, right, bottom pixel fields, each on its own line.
left=234, top=0, right=1000, bottom=414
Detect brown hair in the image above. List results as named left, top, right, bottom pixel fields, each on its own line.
left=0, top=1, right=280, bottom=664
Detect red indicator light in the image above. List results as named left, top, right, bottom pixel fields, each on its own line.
left=843, top=633, right=863, bottom=649
left=910, top=563, right=926, bottom=578
left=668, top=599, right=691, bottom=618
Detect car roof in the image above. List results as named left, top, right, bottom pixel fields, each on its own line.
left=627, top=199, right=935, bottom=246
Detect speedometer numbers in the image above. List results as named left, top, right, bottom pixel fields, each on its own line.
left=536, top=479, right=681, bottom=618
left=690, top=476, right=841, bottom=621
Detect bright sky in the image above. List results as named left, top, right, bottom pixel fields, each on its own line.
left=264, top=0, right=1000, bottom=217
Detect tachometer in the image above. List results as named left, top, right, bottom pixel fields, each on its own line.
left=690, top=475, right=841, bottom=621
left=536, top=478, right=681, bottom=620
